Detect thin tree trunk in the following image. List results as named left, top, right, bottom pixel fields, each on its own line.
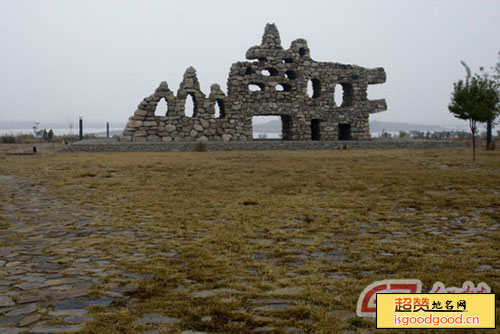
left=486, top=119, right=492, bottom=150
left=472, top=131, right=476, bottom=161
left=470, top=119, right=476, bottom=161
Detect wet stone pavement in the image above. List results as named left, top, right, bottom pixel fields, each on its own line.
left=0, top=175, right=140, bottom=333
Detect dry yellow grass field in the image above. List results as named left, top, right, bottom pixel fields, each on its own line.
left=0, top=146, right=498, bottom=333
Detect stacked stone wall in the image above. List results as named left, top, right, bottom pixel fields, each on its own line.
left=121, top=24, right=386, bottom=142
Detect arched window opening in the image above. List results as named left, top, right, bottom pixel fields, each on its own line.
left=307, top=79, right=321, bottom=98
left=215, top=99, right=225, bottom=118
left=248, top=83, right=264, bottom=92
left=261, top=68, right=279, bottom=76
left=334, top=84, right=343, bottom=107
left=275, top=83, right=292, bottom=92
left=285, top=70, right=296, bottom=80
left=299, top=48, right=306, bottom=57
left=334, top=83, right=353, bottom=107
left=155, top=98, right=169, bottom=116
left=185, top=93, right=196, bottom=117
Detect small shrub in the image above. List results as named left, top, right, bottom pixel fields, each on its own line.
left=380, top=130, right=392, bottom=138
left=16, top=134, right=36, bottom=142
left=80, top=171, right=97, bottom=178
left=56, top=134, right=80, bottom=143
left=194, top=142, right=207, bottom=152
left=1, top=135, right=16, bottom=143
left=348, top=317, right=371, bottom=328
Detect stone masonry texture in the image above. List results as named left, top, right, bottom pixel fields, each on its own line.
left=120, top=23, right=387, bottom=142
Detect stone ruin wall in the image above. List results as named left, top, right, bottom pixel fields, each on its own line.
left=120, top=24, right=386, bottom=142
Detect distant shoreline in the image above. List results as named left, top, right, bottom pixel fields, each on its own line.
left=0, top=119, right=483, bottom=138
left=0, top=128, right=124, bottom=136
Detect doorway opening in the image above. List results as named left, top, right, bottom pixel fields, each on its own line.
left=311, top=119, right=321, bottom=140
left=281, top=115, right=292, bottom=140
left=338, top=123, right=351, bottom=140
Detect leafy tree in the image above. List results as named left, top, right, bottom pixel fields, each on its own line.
left=448, top=61, right=499, bottom=160
left=490, top=52, right=500, bottom=148
left=478, top=52, right=500, bottom=150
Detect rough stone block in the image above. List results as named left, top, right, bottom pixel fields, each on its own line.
left=133, top=136, right=147, bottom=142
left=165, top=124, right=176, bottom=132
left=134, top=109, right=147, bottom=117
left=128, top=120, right=143, bottom=128
left=147, top=135, right=161, bottom=142
left=196, top=136, right=208, bottom=142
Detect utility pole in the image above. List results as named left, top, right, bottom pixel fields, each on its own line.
left=79, top=117, right=83, bottom=141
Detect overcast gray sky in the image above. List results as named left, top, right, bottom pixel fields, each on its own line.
left=0, top=0, right=499, bottom=128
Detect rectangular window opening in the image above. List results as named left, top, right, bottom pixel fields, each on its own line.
left=252, top=116, right=281, bottom=139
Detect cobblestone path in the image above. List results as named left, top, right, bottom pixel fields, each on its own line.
left=0, top=175, right=141, bottom=334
